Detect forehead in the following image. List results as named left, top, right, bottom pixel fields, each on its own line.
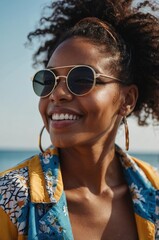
left=47, top=37, right=114, bottom=73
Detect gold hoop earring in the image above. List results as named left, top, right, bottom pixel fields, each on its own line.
left=39, top=126, right=45, bottom=153
left=123, top=116, right=129, bottom=151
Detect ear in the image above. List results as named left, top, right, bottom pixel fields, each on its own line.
left=119, top=85, right=138, bottom=116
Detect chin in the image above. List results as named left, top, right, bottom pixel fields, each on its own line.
left=51, top=136, right=75, bottom=149
left=51, top=133, right=90, bottom=149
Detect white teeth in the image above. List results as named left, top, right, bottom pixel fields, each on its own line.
left=59, top=113, right=64, bottom=120
left=65, top=114, right=69, bottom=120
left=69, top=114, right=73, bottom=120
left=52, top=113, right=79, bottom=121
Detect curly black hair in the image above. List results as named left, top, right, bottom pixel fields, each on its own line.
left=27, top=0, right=159, bottom=126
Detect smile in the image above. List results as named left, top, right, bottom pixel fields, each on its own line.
left=52, top=113, right=80, bottom=121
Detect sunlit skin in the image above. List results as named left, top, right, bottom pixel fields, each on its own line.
left=39, top=37, right=138, bottom=239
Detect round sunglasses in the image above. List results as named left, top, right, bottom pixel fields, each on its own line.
left=32, top=65, right=123, bottom=97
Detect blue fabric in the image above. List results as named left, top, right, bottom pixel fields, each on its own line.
left=28, top=149, right=74, bottom=239
left=28, top=203, right=39, bottom=240
left=28, top=193, right=73, bottom=240
left=121, top=159, right=157, bottom=222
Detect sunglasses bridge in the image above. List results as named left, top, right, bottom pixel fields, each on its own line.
left=54, top=75, right=68, bottom=84
left=51, top=75, right=73, bottom=95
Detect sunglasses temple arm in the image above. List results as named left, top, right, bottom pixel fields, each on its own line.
left=96, top=73, right=122, bottom=82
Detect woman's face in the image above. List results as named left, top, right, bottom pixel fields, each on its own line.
left=39, top=37, right=127, bottom=148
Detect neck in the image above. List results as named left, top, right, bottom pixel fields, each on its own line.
left=59, top=141, right=124, bottom=195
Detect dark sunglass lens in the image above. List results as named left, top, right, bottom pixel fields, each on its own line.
left=68, top=66, right=94, bottom=95
left=33, top=70, right=55, bottom=97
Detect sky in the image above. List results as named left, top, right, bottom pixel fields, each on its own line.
left=0, top=0, right=159, bottom=152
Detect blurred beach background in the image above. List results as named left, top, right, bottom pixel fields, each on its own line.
left=0, top=0, right=159, bottom=172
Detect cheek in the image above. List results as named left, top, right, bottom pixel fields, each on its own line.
left=38, top=99, right=44, bottom=115
left=88, top=86, right=122, bottom=120
left=94, top=86, right=121, bottom=108
left=112, top=87, right=121, bottom=105
left=39, top=99, right=48, bottom=127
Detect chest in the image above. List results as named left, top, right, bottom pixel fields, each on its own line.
left=66, top=187, right=139, bottom=240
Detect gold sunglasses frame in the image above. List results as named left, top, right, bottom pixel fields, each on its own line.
left=32, top=64, right=122, bottom=98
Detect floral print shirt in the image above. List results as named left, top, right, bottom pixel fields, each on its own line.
left=0, top=146, right=159, bottom=240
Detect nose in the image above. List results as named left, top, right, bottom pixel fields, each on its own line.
left=48, top=76, right=73, bottom=102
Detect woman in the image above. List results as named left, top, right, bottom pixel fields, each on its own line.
left=0, top=0, right=159, bottom=239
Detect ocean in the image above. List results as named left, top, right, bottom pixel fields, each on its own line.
left=0, top=150, right=38, bottom=172
left=0, top=149, right=159, bottom=172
